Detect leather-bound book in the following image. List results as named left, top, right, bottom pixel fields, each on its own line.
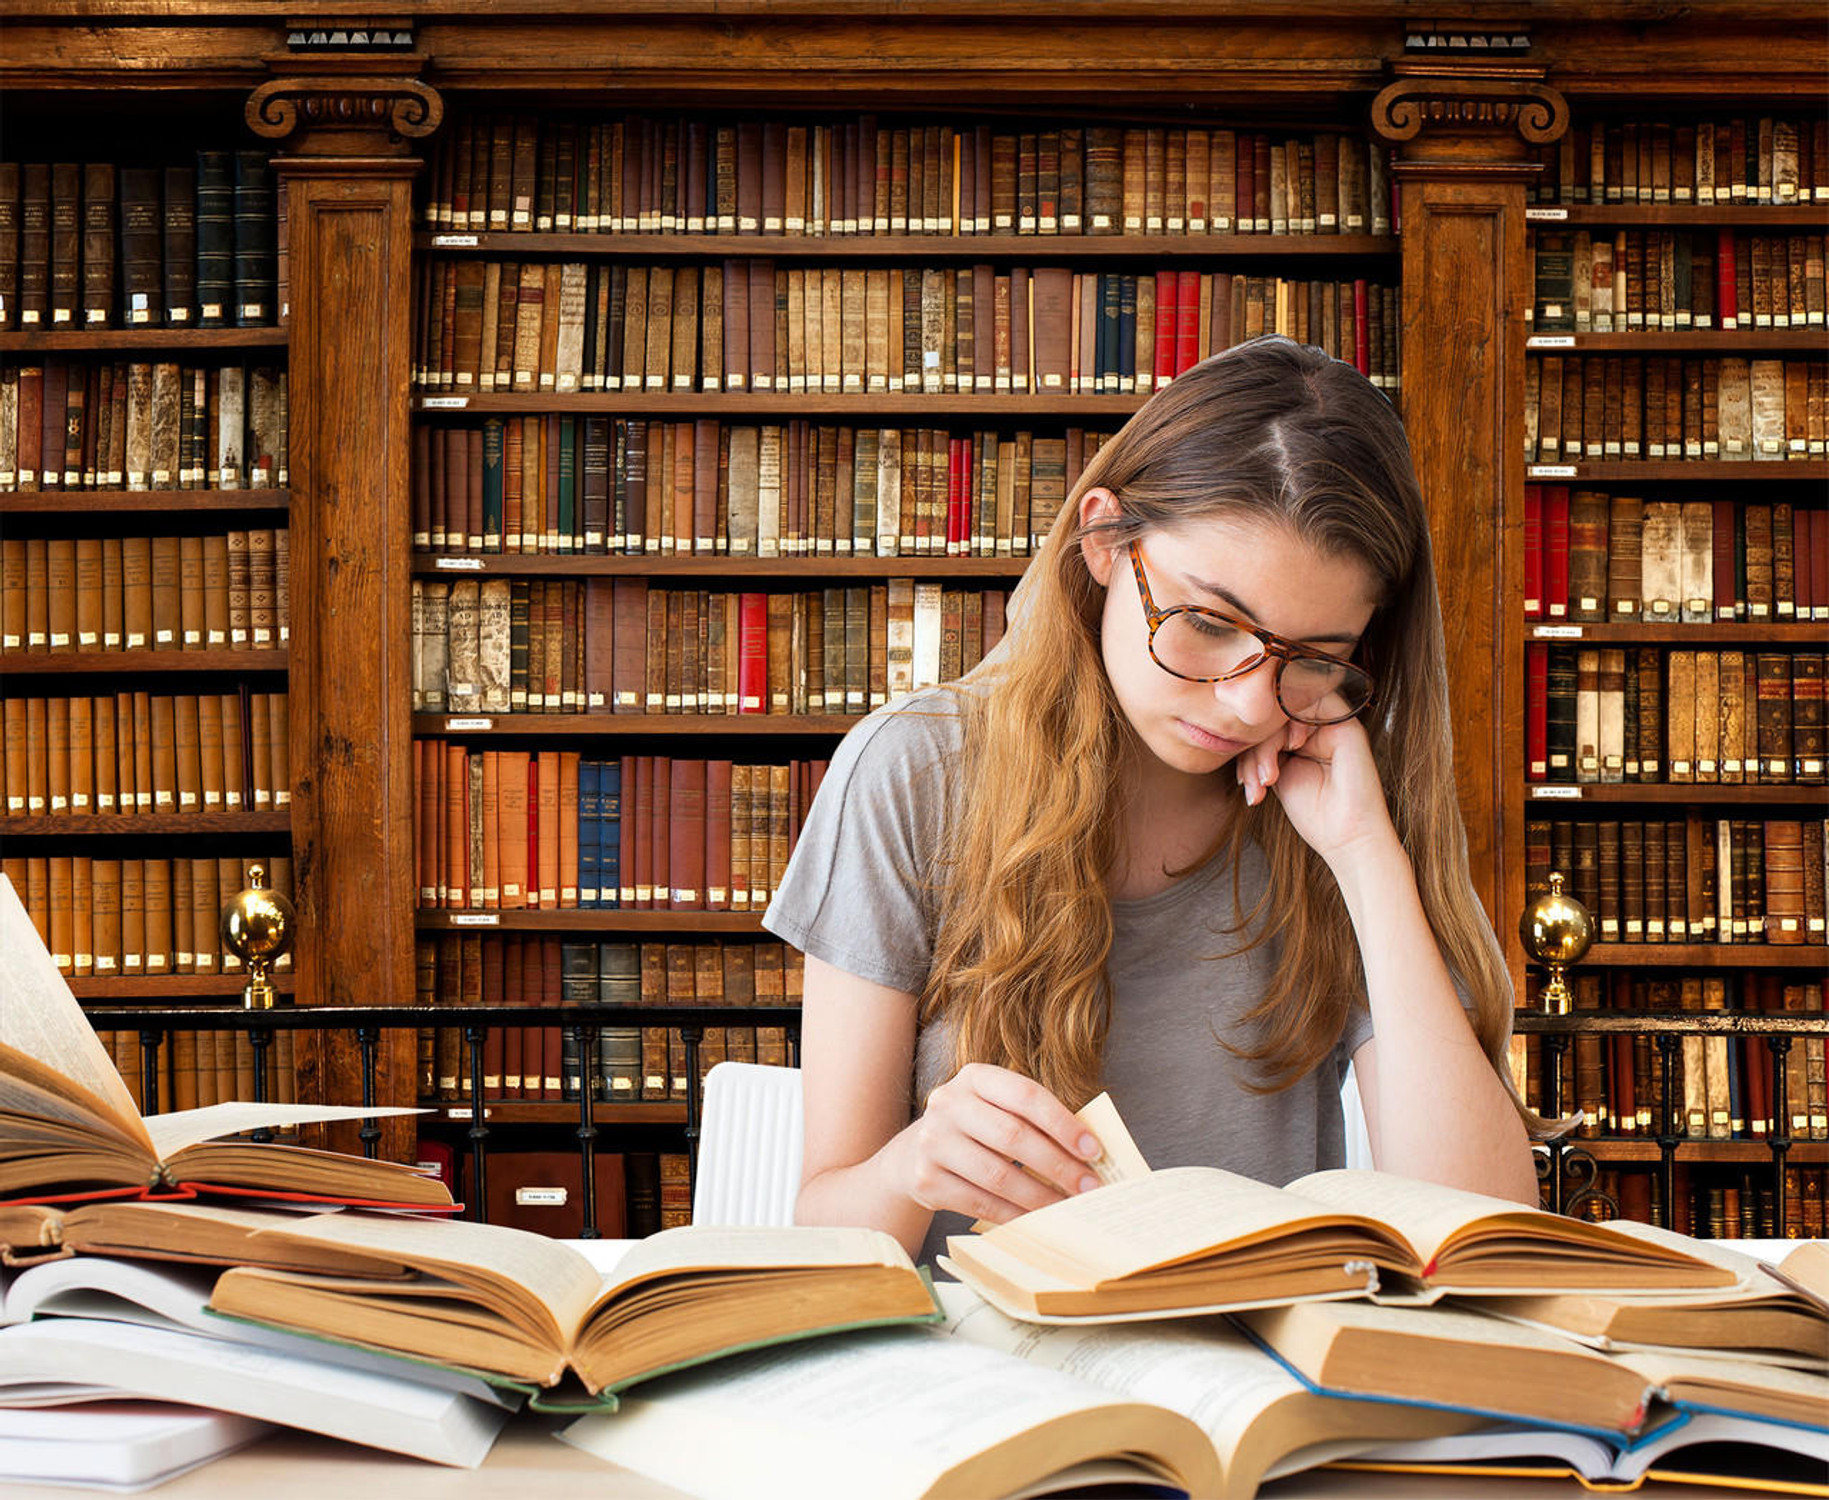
left=1793, top=653, right=1825, bottom=784
left=1678, top=500, right=1713, bottom=623
left=1665, top=649, right=1696, bottom=784
left=1711, top=497, right=1738, bottom=621
left=1718, top=649, right=1747, bottom=784
left=79, top=162, right=114, bottom=328
left=1638, top=500, right=1681, bottom=621
left=16, top=162, right=50, bottom=330
left=229, top=151, right=274, bottom=326
left=1750, top=357, right=1787, bottom=459
left=1598, top=648, right=1627, bottom=784
left=1601, top=494, right=1641, bottom=619
left=1745, top=502, right=1774, bottom=621
left=1565, top=489, right=1607, bottom=622
left=1691, top=650, right=1720, bottom=784
left=1765, top=820, right=1806, bottom=945
left=1804, top=819, right=1828, bottom=945
left=1756, top=653, right=1794, bottom=785
left=1715, top=355, right=1752, bottom=458
left=47, top=161, right=80, bottom=329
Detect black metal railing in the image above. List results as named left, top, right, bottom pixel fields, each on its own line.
left=82, top=1004, right=801, bottom=1238
left=1514, top=1010, right=1829, bottom=1231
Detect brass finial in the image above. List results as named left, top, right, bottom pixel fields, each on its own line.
left=1519, top=870, right=1593, bottom=1015
left=220, top=864, right=295, bottom=1010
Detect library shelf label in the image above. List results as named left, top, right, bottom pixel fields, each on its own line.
left=435, top=557, right=484, bottom=571
left=1526, top=336, right=1577, bottom=349
left=1525, top=207, right=1570, bottom=221
left=421, top=396, right=470, bottom=410
left=447, top=718, right=494, bottom=732
left=1528, top=465, right=1579, bottom=478
left=1530, top=786, right=1584, bottom=801
left=1532, top=625, right=1585, bottom=639
left=449, top=912, right=501, bottom=926
left=431, top=235, right=480, bottom=247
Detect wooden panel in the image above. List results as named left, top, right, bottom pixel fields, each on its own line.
left=283, top=165, right=419, bottom=1156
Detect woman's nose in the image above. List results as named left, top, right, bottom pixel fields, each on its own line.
left=1209, top=658, right=1287, bottom=730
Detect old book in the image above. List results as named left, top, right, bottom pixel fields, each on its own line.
left=1638, top=500, right=1682, bottom=621
left=209, top=1212, right=936, bottom=1410
left=0, top=875, right=447, bottom=1208
left=942, top=1166, right=1732, bottom=1325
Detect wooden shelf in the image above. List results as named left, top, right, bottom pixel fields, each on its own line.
left=0, top=649, right=289, bottom=676
left=1576, top=944, right=1829, bottom=968
left=416, top=1101, right=688, bottom=1125
left=1525, top=461, right=1827, bottom=482
left=417, top=391, right=1150, bottom=417
left=416, top=910, right=768, bottom=933
left=4, top=810, right=292, bottom=836
left=1524, top=784, right=1827, bottom=806
left=0, top=326, right=288, bottom=353
left=74, top=976, right=288, bottom=1001
left=1526, top=621, right=1824, bottom=643
left=1525, top=203, right=1829, bottom=227
left=1525, top=329, right=1823, bottom=352
left=413, top=553, right=1031, bottom=579
left=0, top=488, right=289, bottom=515
left=1572, top=1139, right=1829, bottom=1165
left=416, top=711, right=857, bottom=736
left=416, top=230, right=1401, bottom=260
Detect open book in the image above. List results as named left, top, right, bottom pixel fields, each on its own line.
left=940, top=1165, right=1738, bottom=1322
left=560, top=1284, right=1486, bottom=1500
left=1465, top=1222, right=1828, bottom=1364
left=0, top=873, right=449, bottom=1210
left=1336, top=1411, right=1829, bottom=1496
left=206, top=1209, right=941, bottom=1409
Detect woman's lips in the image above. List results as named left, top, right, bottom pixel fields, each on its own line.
left=1177, top=719, right=1250, bottom=756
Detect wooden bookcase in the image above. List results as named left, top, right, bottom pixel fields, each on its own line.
left=4, top=3, right=1825, bottom=1229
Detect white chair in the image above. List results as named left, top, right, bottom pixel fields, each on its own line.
left=687, top=1059, right=1374, bottom=1228
left=691, top=1061, right=804, bottom=1226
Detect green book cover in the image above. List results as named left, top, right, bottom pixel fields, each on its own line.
left=557, top=416, right=577, bottom=553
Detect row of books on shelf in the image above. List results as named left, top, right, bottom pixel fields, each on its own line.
left=413, top=578, right=1009, bottom=717
left=1520, top=972, right=1827, bottom=1142
left=0, top=154, right=279, bottom=331
left=2, top=529, right=290, bottom=655
left=416, top=418, right=1089, bottom=559
left=0, top=360, right=288, bottom=494
left=1584, top=1164, right=1826, bottom=1241
left=419, top=935, right=799, bottom=1106
left=1529, top=228, right=1824, bottom=333
left=95, top=1026, right=301, bottom=1116
left=3, top=690, right=288, bottom=817
left=416, top=750, right=823, bottom=913
left=1525, top=816, right=1825, bottom=945
left=1524, top=355, right=1825, bottom=465
left=4, top=853, right=292, bottom=977
left=1525, top=645, right=1824, bottom=786
left=1524, top=489, right=1824, bottom=623
left=1526, top=114, right=1827, bottom=206
left=414, top=257, right=1400, bottom=398
left=423, top=113, right=1396, bottom=239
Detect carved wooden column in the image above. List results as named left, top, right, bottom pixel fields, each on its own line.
left=1372, top=63, right=1567, bottom=998
left=247, top=62, right=440, bottom=1155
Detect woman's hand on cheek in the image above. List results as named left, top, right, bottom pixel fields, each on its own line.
left=1235, top=718, right=1397, bottom=867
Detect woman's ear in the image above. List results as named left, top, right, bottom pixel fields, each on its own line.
left=1078, top=487, right=1124, bottom=587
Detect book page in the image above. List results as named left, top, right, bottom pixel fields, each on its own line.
left=1075, top=1091, right=1152, bottom=1185
left=562, top=1326, right=1194, bottom=1500
left=143, top=1101, right=427, bottom=1159
left=1773, top=1241, right=1829, bottom=1306
left=0, top=877, right=147, bottom=1148
left=986, top=1166, right=1398, bottom=1283
left=0, top=1317, right=509, bottom=1466
left=596, top=1223, right=913, bottom=1300
left=247, top=1206, right=602, bottom=1340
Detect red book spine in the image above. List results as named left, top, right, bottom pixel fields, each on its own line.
left=524, top=755, right=541, bottom=909
left=1152, top=271, right=1177, bottom=386
left=1353, top=279, right=1370, bottom=374
left=706, top=758, right=733, bottom=911
left=738, top=591, right=768, bottom=713
left=541, top=935, right=562, bottom=1100
left=1174, top=270, right=1200, bottom=375
left=1544, top=485, right=1571, bottom=620
left=631, top=754, right=653, bottom=909
left=1713, top=498, right=1738, bottom=621
left=1526, top=641, right=1549, bottom=781
left=1523, top=484, right=1544, bottom=620
left=617, top=753, right=637, bottom=907
left=649, top=755, right=671, bottom=917
left=948, top=438, right=967, bottom=556
left=1715, top=228, right=1737, bottom=329
left=559, top=750, right=579, bottom=907
left=668, top=757, right=706, bottom=910
left=1811, top=507, right=1827, bottom=621
left=444, top=742, right=467, bottom=909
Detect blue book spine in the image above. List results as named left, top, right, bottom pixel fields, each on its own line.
left=600, top=759, right=622, bottom=909
left=577, top=758, right=601, bottom=908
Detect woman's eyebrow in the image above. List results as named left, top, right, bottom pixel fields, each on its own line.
left=1182, top=573, right=1362, bottom=648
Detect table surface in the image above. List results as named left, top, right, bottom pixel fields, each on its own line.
left=4, top=1239, right=1817, bottom=1500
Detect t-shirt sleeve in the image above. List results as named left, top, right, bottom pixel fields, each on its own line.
left=762, top=696, right=960, bottom=995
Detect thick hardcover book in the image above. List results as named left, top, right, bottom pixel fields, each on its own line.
left=193, top=152, right=234, bottom=327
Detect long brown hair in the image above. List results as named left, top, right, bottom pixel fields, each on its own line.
left=923, top=336, right=1535, bottom=1127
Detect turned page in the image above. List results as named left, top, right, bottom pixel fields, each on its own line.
left=0, top=875, right=147, bottom=1144
left=245, top=1206, right=602, bottom=1340
left=593, top=1224, right=914, bottom=1301
left=563, top=1326, right=1205, bottom=1500
left=142, top=1101, right=427, bottom=1160
left=974, top=1167, right=1397, bottom=1284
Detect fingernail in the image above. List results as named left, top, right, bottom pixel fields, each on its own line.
left=1078, top=1134, right=1101, bottom=1158
left=1079, top=1174, right=1101, bottom=1193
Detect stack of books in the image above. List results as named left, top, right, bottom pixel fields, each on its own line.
left=3, top=869, right=1826, bottom=1496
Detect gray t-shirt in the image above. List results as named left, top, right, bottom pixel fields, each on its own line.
left=763, top=687, right=1374, bottom=1271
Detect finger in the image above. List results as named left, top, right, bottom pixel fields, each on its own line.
left=960, top=1064, right=1106, bottom=1165
left=947, top=1135, right=1076, bottom=1216
left=916, top=1164, right=1038, bottom=1228
left=950, top=1094, right=1102, bottom=1200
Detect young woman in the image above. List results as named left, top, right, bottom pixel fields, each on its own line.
left=764, top=336, right=1540, bottom=1267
